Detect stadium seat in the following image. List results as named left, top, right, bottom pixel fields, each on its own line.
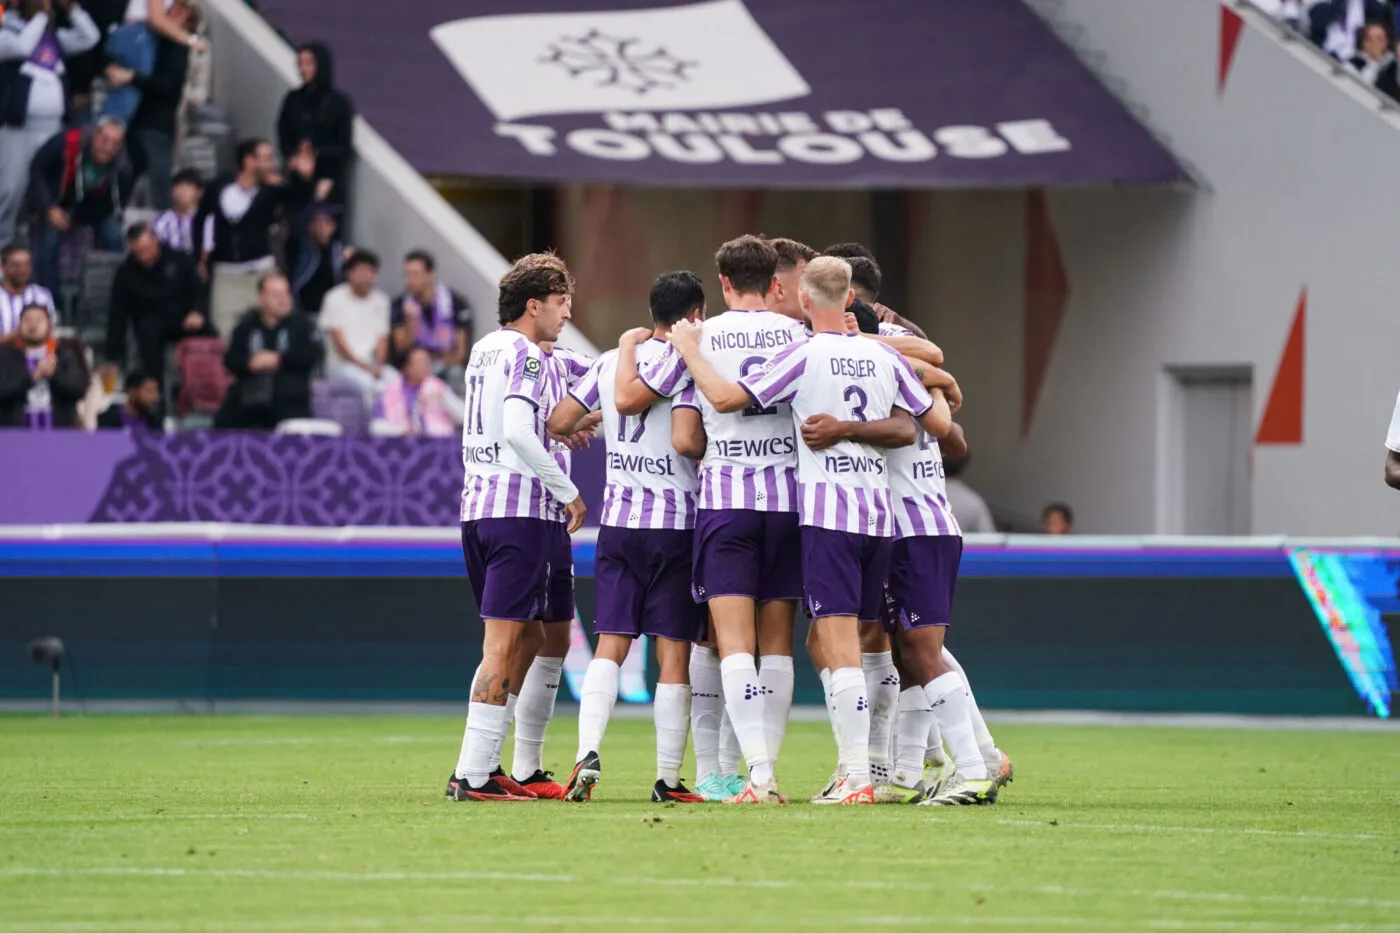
left=175, top=338, right=232, bottom=416
left=275, top=418, right=344, bottom=436
left=311, top=379, right=370, bottom=436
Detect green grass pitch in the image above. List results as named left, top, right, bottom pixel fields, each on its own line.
left=1, top=714, right=1397, bottom=932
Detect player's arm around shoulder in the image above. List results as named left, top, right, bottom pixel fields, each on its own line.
left=615, top=327, right=664, bottom=415
left=669, top=319, right=753, bottom=413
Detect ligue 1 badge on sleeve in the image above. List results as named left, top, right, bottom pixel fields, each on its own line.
left=523, top=357, right=543, bottom=381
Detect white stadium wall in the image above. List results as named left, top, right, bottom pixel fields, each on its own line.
left=908, top=0, right=1400, bottom=535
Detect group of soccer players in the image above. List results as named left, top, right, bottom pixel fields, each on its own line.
left=446, top=235, right=1012, bottom=806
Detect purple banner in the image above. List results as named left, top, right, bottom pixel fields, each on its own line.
left=0, top=430, right=605, bottom=527
left=257, top=0, right=1183, bottom=187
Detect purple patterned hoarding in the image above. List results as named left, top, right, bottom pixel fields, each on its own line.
left=0, top=430, right=606, bottom=526
left=256, top=0, right=1184, bottom=188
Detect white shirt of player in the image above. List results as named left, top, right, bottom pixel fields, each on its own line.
left=570, top=340, right=700, bottom=531
left=741, top=332, right=933, bottom=537
left=545, top=344, right=593, bottom=478
left=639, top=309, right=806, bottom=513
left=887, top=426, right=962, bottom=538
left=460, top=329, right=571, bottom=523
left=1385, top=390, right=1400, bottom=455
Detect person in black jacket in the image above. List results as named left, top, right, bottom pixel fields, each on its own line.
left=101, top=222, right=213, bottom=385
left=0, top=302, right=88, bottom=427
left=110, top=0, right=195, bottom=210
left=25, top=117, right=132, bottom=293
left=287, top=201, right=344, bottom=315
left=196, top=136, right=313, bottom=337
left=276, top=41, right=353, bottom=206
left=215, top=271, right=321, bottom=429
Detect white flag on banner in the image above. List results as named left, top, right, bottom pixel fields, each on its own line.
left=430, top=0, right=811, bottom=122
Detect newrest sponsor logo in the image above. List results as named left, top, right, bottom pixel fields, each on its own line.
left=430, top=0, right=1071, bottom=169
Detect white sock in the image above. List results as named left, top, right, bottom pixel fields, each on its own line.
left=862, top=652, right=899, bottom=781
left=818, top=667, right=844, bottom=773
left=453, top=664, right=483, bottom=779
left=653, top=682, right=690, bottom=786
left=720, top=652, right=774, bottom=786
left=575, top=658, right=619, bottom=762
left=924, top=671, right=987, bottom=780
left=942, top=648, right=1000, bottom=765
left=926, top=715, right=946, bottom=765
left=719, top=708, right=742, bottom=778
left=758, top=654, right=794, bottom=762
left=894, top=687, right=933, bottom=785
left=829, top=667, right=871, bottom=788
left=457, top=701, right=508, bottom=785
left=487, top=693, right=518, bottom=773
left=510, top=656, right=563, bottom=781
left=689, top=647, right=722, bottom=781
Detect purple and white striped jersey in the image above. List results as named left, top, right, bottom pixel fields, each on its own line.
left=0, top=285, right=56, bottom=334
left=639, top=310, right=805, bottom=513
left=887, top=427, right=962, bottom=539
left=570, top=340, right=700, bottom=530
left=877, top=322, right=912, bottom=337
left=460, top=329, right=567, bottom=523
left=741, top=333, right=933, bottom=537
left=544, top=344, right=594, bottom=483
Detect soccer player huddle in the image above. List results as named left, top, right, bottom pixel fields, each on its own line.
left=447, top=235, right=1012, bottom=807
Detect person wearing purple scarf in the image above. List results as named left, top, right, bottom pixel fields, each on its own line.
left=388, top=248, right=472, bottom=376
left=0, top=302, right=88, bottom=427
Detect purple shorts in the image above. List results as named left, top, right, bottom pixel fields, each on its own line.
left=692, top=508, right=802, bottom=604
left=593, top=526, right=706, bottom=642
left=801, top=526, right=893, bottom=622
left=883, top=535, right=962, bottom=632
left=540, top=521, right=575, bottom=623
left=460, top=518, right=552, bottom=622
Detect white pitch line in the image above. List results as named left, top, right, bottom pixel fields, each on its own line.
left=981, top=818, right=1384, bottom=842
left=2, top=867, right=1397, bottom=911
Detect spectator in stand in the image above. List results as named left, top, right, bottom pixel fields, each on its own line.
left=196, top=137, right=313, bottom=339
left=276, top=42, right=354, bottom=207
left=61, top=0, right=125, bottom=120
left=1349, top=21, right=1394, bottom=82
left=944, top=453, right=995, bottom=534
left=319, top=248, right=387, bottom=404
left=0, top=302, right=87, bottom=427
left=287, top=201, right=344, bottom=314
left=25, top=116, right=131, bottom=294
left=215, top=271, right=321, bottom=428
left=375, top=344, right=458, bottom=437
left=0, top=245, right=56, bottom=338
left=151, top=167, right=202, bottom=254
left=0, top=0, right=100, bottom=248
left=1253, top=0, right=1305, bottom=30
left=102, top=222, right=211, bottom=385
left=107, top=0, right=194, bottom=210
left=100, top=0, right=202, bottom=124
left=96, top=367, right=161, bottom=429
left=1309, top=0, right=1392, bottom=60
left=388, top=249, right=470, bottom=375
left=1041, top=502, right=1074, bottom=535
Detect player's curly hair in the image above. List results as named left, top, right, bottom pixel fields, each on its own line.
left=498, top=252, right=575, bottom=325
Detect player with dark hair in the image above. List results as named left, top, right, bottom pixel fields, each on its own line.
left=547, top=270, right=708, bottom=803
left=447, top=252, right=584, bottom=802
left=612, top=234, right=804, bottom=804
left=820, top=242, right=927, bottom=339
